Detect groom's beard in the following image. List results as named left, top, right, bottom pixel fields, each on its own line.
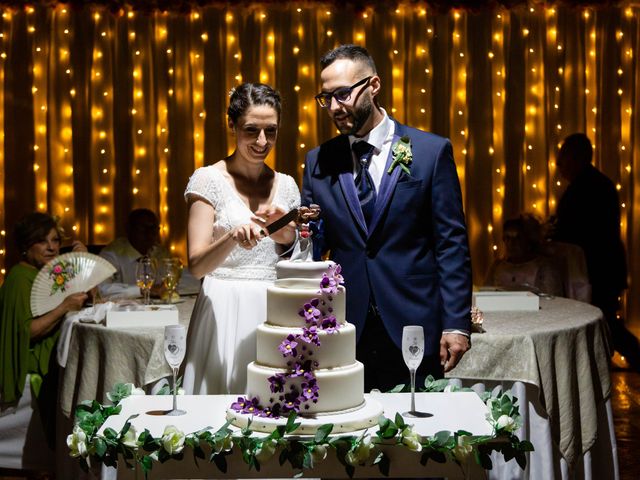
left=334, top=97, right=373, bottom=136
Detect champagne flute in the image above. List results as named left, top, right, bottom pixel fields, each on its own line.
left=402, top=325, right=431, bottom=418
left=164, top=324, right=187, bottom=416
left=135, top=256, right=156, bottom=305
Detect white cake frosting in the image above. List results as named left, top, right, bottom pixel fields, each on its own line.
left=229, top=258, right=382, bottom=432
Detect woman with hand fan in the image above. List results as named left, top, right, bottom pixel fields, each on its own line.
left=0, top=212, right=88, bottom=450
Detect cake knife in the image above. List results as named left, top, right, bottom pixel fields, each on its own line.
left=260, top=208, right=299, bottom=236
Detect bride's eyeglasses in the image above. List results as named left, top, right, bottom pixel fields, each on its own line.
left=315, top=76, right=372, bottom=108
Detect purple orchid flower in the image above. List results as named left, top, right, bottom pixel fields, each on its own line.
left=300, top=325, right=320, bottom=346
left=300, top=378, right=319, bottom=401
left=268, top=373, right=287, bottom=393
left=281, top=390, right=301, bottom=413
left=321, top=315, right=339, bottom=333
left=278, top=334, right=298, bottom=357
left=298, top=298, right=322, bottom=323
left=230, top=396, right=250, bottom=412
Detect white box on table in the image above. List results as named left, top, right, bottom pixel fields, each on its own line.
left=472, top=291, right=539, bottom=311
left=105, top=305, right=179, bottom=328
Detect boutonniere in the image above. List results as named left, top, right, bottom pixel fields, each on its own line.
left=387, top=135, right=413, bottom=175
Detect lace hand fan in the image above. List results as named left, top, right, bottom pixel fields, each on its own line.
left=30, top=252, right=116, bottom=316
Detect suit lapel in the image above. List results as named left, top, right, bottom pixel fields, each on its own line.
left=334, top=137, right=368, bottom=235
left=368, top=132, right=402, bottom=235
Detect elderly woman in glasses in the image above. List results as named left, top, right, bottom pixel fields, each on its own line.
left=0, top=212, right=88, bottom=458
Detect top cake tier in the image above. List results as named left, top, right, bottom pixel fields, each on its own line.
left=268, top=260, right=345, bottom=328
left=276, top=259, right=335, bottom=280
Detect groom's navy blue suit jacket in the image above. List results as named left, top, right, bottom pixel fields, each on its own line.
left=302, top=120, right=472, bottom=356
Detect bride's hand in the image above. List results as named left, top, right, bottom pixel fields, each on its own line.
left=252, top=205, right=296, bottom=245
left=231, top=223, right=264, bottom=250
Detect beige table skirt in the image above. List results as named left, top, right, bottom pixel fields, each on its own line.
left=447, top=296, right=611, bottom=472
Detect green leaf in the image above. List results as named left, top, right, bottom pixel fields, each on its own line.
left=387, top=383, right=405, bottom=393
left=434, top=430, right=452, bottom=446
left=94, top=437, right=107, bottom=457
left=374, top=451, right=390, bottom=476
left=212, top=451, right=228, bottom=473
left=285, top=411, right=301, bottom=434
left=475, top=449, right=493, bottom=470
left=140, top=455, right=153, bottom=473
left=345, top=464, right=355, bottom=478
left=314, top=423, right=333, bottom=443
left=103, top=427, right=118, bottom=440
left=394, top=412, right=406, bottom=429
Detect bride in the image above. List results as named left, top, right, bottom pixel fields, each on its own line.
left=182, top=83, right=300, bottom=395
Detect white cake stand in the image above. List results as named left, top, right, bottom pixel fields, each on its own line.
left=227, top=397, right=384, bottom=434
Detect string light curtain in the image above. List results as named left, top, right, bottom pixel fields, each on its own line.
left=0, top=1, right=638, bottom=322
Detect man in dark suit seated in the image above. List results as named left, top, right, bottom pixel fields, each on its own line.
left=302, top=44, right=472, bottom=392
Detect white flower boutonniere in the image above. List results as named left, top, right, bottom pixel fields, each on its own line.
left=387, top=135, right=413, bottom=175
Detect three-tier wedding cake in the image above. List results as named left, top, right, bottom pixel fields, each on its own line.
left=228, top=258, right=382, bottom=433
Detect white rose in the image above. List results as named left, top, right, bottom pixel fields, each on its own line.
left=161, top=425, right=185, bottom=454
left=310, top=444, right=328, bottom=463
left=345, top=435, right=372, bottom=466
left=496, top=414, right=517, bottom=432
left=401, top=427, right=423, bottom=452
left=255, top=439, right=277, bottom=462
left=121, top=426, right=138, bottom=448
left=67, top=425, right=89, bottom=458
left=452, top=435, right=474, bottom=463
left=213, top=434, right=233, bottom=454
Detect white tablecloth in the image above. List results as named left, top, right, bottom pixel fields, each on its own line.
left=99, top=392, right=495, bottom=479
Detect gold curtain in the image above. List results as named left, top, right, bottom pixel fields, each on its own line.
left=1, top=2, right=638, bottom=321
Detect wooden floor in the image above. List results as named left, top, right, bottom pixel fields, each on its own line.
left=2, top=367, right=639, bottom=479
left=611, top=366, right=640, bottom=480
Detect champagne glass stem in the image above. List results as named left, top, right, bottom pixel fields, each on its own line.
left=172, top=367, right=178, bottom=412
left=410, top=368, right=416, bottom=413
left=145, top=288, right=151, bottom=305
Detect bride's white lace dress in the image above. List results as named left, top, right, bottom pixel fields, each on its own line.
left=182, top=166, right=300, bottom=395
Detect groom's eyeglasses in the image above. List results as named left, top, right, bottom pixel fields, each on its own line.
left=314, top=76, right=372, bottom=108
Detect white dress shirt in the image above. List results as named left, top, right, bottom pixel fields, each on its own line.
left=348, top=109, right=395, bottom=192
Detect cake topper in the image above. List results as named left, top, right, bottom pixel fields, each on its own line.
left=290, top=204, right=321, bottom=262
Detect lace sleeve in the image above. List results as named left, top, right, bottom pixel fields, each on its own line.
left=279, top=173, right=301, bottom=211
left=184, top=166, right=222, bottom=209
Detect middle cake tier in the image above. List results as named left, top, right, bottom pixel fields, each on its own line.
left=255, top=323, right=356, bottom=369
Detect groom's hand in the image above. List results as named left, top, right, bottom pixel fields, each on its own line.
left=440, top=333, right=470, bottom=372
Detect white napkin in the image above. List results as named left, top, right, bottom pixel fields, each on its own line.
left=57, top=302, right=115, bottom=368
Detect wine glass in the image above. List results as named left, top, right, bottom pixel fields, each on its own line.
left=164, top=324, right=187, bottom=416
left=160, top=258, right=182, bottom=304
left=402, top=325, right=431, bottom=418
left=135, top=256, right=156, bottom=305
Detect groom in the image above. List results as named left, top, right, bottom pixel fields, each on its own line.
left=302, top=45, right=472, bottom=392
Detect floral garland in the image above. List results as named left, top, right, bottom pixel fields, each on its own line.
left=48, top=259, right=78, bottom=294
left=230, top=264, right=344, bottom=418
left=68, top=378, right=533, bottom=477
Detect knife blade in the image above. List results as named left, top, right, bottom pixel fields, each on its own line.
left=260, top=208, right=299, bottom=236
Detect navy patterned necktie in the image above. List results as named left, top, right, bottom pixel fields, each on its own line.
left=352, top=141, right=376, bottom=225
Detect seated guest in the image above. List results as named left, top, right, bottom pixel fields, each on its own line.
left=485, top=214, right=564, bottom=297
left=0, top=212, right=88, bottom=454
left=99, top=209, right=199, bottom=299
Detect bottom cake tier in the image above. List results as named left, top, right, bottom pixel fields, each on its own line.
left=246, top=361, right=365, bottom=414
